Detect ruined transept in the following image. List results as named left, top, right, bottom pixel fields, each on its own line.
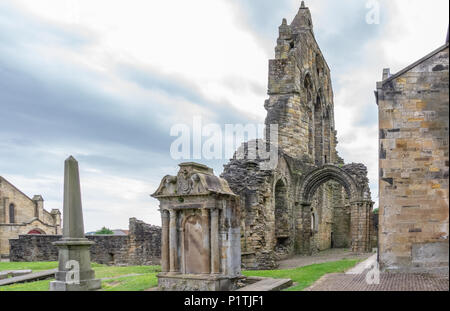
left=221, top=2, right=375, bottom=269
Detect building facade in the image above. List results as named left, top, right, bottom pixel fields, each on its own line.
left=0, top=176, right=61, bottom=257
left=376, top=35, right=449, bottom=272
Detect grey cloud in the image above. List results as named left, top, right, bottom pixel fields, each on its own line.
left=232, top=0, right=292, bottom=37
left=116, top=62, right=257, bottom=126
left=0, top=2, right=97, bottom=50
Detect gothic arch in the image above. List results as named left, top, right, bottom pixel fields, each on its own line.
left=303, top=73, right=314, bottom=104
left=9, top=203, right=15, bottom=223
left=274, top=178, right=289, bottom=236
left=314, top=92, right=324, bottom=165
left=298, top=164, right=361, bottom=204
left=27, top=228, right=46, bottom=234
left=297, top=164, right=372, bottom=253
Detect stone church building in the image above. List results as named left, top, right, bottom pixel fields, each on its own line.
left=0, top=176, right=61, bottom=257
left=222, top=2, right=375, bottom=269
left=376, top=31, right=449, bottom=273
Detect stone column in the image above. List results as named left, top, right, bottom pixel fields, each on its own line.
left=350, top=201, right=370, bottom=253
left=366, top=202, right=371, bottom=252
left=210, top=208, right=220, bottom=274
left=161, top=209, right=170, bottom=273
left=201, top=208, right=211, bottom=274
left=169, top=209, right=178, bottom=273
left=350, top=202, right=358, bottom=252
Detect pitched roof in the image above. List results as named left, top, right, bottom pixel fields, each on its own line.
left=0, top=176, right=34, bottom=202
left=381, top=42, right=449, bottom=85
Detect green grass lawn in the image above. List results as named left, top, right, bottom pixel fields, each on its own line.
left=0, top=261, right=59, bottom=272
left=243, top=259, right=361, bottom=291
left=0, top=259, right=360, bottom=291
left=0, top=262, right=161, bottom=291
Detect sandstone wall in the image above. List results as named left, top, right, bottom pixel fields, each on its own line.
left=377, top=45, right=449, bottom=272
left=9, top=218, right=161, bottom=265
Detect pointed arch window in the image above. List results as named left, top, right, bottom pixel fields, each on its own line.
left=9, top=204, right=15, bottom=223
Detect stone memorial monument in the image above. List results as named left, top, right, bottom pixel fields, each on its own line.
left=152, top=162, right=241, bottom=291
left=49, top=156, right=101, bottom=291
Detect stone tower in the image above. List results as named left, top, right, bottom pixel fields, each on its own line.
left=222, top=2, right=374, bottom=270
left=265, top=1, right=338, bottom=165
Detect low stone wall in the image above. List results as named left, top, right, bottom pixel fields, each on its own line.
left=9, top=218, right=161, bottom=265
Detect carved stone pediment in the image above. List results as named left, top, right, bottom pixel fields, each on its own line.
left=152, top=162, right=236, bottom=198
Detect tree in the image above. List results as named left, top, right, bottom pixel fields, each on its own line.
left=95, top=226, right=114, bottom=235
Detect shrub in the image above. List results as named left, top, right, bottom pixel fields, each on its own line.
left=95, top=227, right=114, bottom=235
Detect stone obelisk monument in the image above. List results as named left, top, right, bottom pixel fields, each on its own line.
left=50, top=156, right=101, bottom=291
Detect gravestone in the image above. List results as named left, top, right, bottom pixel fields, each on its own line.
left=49, top=156, right=101, bottom=291
left=152, top=162, right=241, bottom=291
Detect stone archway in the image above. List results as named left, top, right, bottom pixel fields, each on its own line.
left=27, top=228, right=45, bottom=234
left=298, top=164, right=372, bottom=253
left=274, top=178, right=289, bottom=254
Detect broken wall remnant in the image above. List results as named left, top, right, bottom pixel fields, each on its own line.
left=152, top=162, right=241, bottom=291
left=9, top=217, right=161, bottom=265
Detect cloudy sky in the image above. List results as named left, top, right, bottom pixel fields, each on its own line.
left=0, top=0, right=448, bottom=232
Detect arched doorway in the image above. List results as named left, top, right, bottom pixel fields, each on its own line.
left=27, top=229, right=45, bottom=234
left=274, top=179, right=289, bottom=254
left=298, top=164, right=372, bottom=253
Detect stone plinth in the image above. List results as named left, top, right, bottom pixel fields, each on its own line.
left=152, top=162, right=241, bottom=291
left=157, top=273, right=241, bottom=291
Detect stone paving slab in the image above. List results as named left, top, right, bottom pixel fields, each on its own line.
left=236, top=277, right=292, bottom=291
left=0, top=269, right=56, bottom=286
left=0, top=269, right=32, bottom=280
left=305, top=272, right=449, bottom=291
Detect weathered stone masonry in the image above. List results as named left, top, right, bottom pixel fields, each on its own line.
left=222, top=2, right=374, bottom=270
left=376, top=37, right=449, bottom=273
left=0, top=176, right=61, bottom=257
left=152, top=162, right=241, bottom=291
left=9, top=218, right=161, bottom=265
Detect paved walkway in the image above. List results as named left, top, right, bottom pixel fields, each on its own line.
left=236, top=277, right=292, bottom=291
left=0, top=269, right=57, bottom=286
left=277, top=248, right=373, bottom=269
left=305, top=255, right=449, bottom=291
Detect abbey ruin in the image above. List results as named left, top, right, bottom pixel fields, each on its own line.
left=221, top=2, right=375, bottom=270
left=1, top=2, right=447, bottom=293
